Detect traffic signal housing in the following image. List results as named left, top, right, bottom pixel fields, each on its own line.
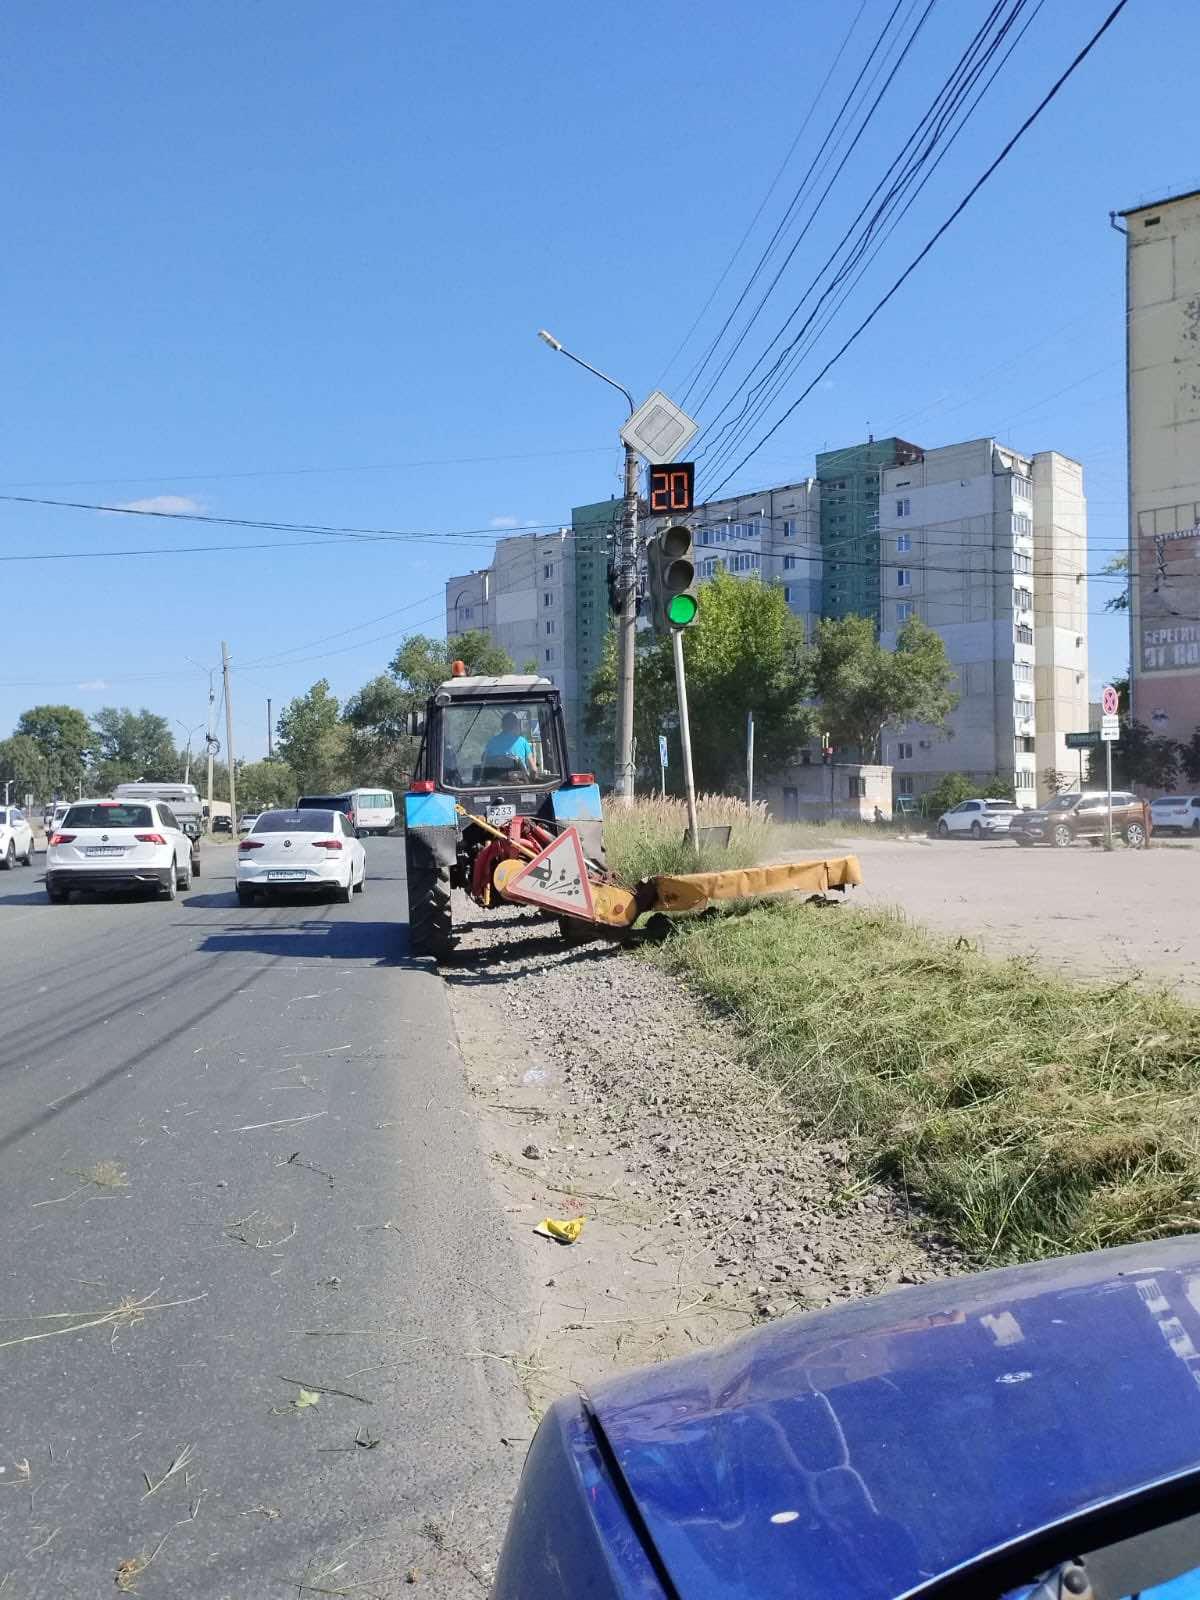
left=647, top=524, right=699, bottom=634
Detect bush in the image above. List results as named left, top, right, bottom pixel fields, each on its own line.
left=925, top=771, right=1015, bottom=816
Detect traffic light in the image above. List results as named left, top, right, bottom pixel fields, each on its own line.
left=646, top=524, right=699, bottom=634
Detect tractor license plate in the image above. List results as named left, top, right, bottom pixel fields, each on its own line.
left=486, top=804, right=516, bottom=828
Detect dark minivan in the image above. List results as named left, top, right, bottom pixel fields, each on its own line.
left=296, top=793, right=358, bottom=836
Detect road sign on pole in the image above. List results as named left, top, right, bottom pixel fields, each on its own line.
left=658, top=734, right=668, bottom=797
left=1100, top=715, right=1120, bottom=741
left=504, top=828, right=596, bottom=920
left=1101, top=684, right=1120, bottom=717
left=1065, top=731, right=1100, bottom=750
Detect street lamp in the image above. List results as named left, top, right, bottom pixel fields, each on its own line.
left=537, top=329, right=639, bottom=803
left=175, top=720, right=206, bottom=785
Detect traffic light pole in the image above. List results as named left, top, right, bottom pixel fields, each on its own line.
left=671, top=628, right=699, bottom=852
left=615, top=442, right=639, bottom=804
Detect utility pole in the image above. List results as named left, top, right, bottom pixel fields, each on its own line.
left=222, top=641, right=237, bottom=828
left=672, top=631, right=700, bottom=851
left=746, top=709, right=755, bottom=807
left=267, top=698, right=273, bottom=761
left=616, top=444, right=639, bottom=802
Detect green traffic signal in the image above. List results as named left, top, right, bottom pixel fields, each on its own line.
left=666, top=593, right=698, bottom=627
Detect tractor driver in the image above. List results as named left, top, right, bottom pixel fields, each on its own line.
left=481, top=711, right=538, bottom=781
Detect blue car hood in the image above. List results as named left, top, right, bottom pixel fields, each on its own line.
left=586, top=1238, right=1200, bottom=1600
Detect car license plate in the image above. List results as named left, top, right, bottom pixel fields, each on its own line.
left=85, top=846, right=126, bottom=856
left=267, top=870, right=306, bottom=881
left=487, top=804, right=516, bottom=828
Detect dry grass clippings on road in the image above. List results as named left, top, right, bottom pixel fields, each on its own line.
left=655, top=899, right=1200, bottom=1262
left=447, top=899, right=956, bottom=1415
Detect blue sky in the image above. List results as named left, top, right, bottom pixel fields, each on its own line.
left=4, top=0, right=1195, bottom=759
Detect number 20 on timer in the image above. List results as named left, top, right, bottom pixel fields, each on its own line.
left=648, top=462, right=695, bottom=515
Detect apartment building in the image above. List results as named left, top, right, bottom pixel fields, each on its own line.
left=1120, top=188, right=1200, bottom=739
left=691, top=478, right=820, bottom=625
left=878, top=438, right=1088, bottom=801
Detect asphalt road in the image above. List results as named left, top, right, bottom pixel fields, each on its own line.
left=0, top=837, right=529, bottom=1598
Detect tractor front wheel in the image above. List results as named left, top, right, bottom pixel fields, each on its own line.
left=408, top=863, right=454, bottom=960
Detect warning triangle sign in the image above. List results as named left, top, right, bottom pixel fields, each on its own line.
left=505, top=827, right=595, bottom=920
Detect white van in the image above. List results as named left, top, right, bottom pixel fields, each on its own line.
left=346, top=788, right=396, bottom=836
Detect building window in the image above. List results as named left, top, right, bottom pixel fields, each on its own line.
left=1013, top=552, right=1032, bottom=574
left=896, top=569, right=912, bottom=588
left=543, top=563, right=555, bottom=579
left=1013, top=587, right=1032, bottom=612
left=896, top=601, right=914, bottom=622
left=716, top=526, right=729, bottom=543
left=896, top=775, right=914, bottom=796
left=731, top=551, right=760, bottom=572
left=896, top=741, right=913, bottom=760
left=1015, top=769, right=1036, bottom=790
left=896, top=497, right=911, bottom=517
left=896, top=533, right=912, bottom=553
left=544, top=648, right=554, bottom=663
left=1015, top=623, right=1034, bottom=645
left=543, top=591, right=554, bottom=607
left=783, top=519, right=796, bottom=538
left=700, top=529, right=712, bottom=545
left=1013, top=513, right=1032, bottom=537
left=459, top=605, right=473, bottom=620
left=848, top=776, right=867, bottom=799
left=1013, top=474, right=1032, bottom=498
left=783, top=555, right=798, bottom=570
left=1014, top=661, right=1033, bottom=682
left=1015, top=736, right=1036, bottom=754
left=544, top=620, right=555, bottom=636
left=1014, top=699, right=1034, bottom=723
left=783, top=585, right=794, bottom=603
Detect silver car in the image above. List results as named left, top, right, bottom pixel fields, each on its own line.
left=935, top=797, right=1021, bottom=839
left=1149, top=794, right=1200, bottom=835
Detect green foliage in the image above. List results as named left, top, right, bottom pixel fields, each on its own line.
left=587, top=572, right=812, bottom=792
left=236, top=759, right=296, bottom=811
left=14, top=705, right=92, bottom=796
left=342, top=674, right=415, bottom=791
left=1100, top=553, right=1129, bottom=612
left=0, top=734, right=51, bottom=800
left=810, top=614, right=957, bottom=761
left=601, top=793, right=775, bottom=883
left=91, top=706, right=178, bottom=788
left=274, top=680, right=350, bottom=794
left=1088, top=719, right=1182, bottom=791
left=654, top=902, right=1200, bottom=1262
left=924, top=772, right=1016, bottom=815
left=388, top=630, right=515, bottom=697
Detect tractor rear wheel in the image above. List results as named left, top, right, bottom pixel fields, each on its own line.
left=408, top=863, right=453, bottom=959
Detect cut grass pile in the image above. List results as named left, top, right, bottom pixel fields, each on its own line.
left=651, top=899, right=1200, bottom=1263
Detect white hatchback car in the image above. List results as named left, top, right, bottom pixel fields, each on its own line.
left=936, top=797, right=1021, bottom=839
left=1150, top=794, right=1200, bottom=836
left=0, top=806, right=36, bottom=870
left=46, top=798, right=197, bottom=901
left=236, top=807, right=366, bottom=906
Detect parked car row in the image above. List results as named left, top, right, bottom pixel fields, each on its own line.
left=935, top=790, right=1167, bottom=847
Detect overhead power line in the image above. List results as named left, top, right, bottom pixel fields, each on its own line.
left=702, top=0, right=1133, bottom=500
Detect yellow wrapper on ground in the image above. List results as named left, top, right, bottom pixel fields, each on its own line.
left=649, top=855, right=863, bottom=913
left=534, top=1217, right=586, bottom=1244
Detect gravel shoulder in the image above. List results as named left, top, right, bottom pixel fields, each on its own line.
left=444, top=895, right=959, bottom=1420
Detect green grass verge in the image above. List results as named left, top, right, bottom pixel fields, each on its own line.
left=650, top=899, right=1200, bottom=1264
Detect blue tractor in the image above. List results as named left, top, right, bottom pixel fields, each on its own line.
left=403, top=668, right=605, bottom=959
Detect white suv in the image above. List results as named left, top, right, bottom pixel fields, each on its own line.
left=46, top=798, right=197, bottom=902
left=0, top=806, right=35, bottom=870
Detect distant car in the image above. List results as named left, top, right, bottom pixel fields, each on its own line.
left=345, top=787, right=397, bottom=835
left=296, top=792, right=359, bottom=835
left=495, top=1237, right=1200, bottom=1600
left=1150, top=793, right=1200, bottom=835
left=1010, top=789, right=1150, bottom=848
left=0, top=806, right=35, bottom=869
left=212, top=814, right=233, bottom=834
left=237, top=812, right=260, bottom=834
left=935, top=797, right=1020, bottom=839
left=45, top=798, right=197, bottom=901
left=235, top=808, right=366, bottom=906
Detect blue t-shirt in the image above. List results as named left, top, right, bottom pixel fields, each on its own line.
left=482, top=731, right=533, bottom=766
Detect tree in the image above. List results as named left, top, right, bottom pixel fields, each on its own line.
left=387, top=630, right=515, bottom=698
left=275, top=680, right=350, bottom=793
left=1041, top=767, right=1073, bottom=796
left=810, top=615, right=958, bottom=762
left=0, top=734, right=50, bottom=800
left=1088, top=719, right=1181, bottom=792
left=1100, top=553, right=1129, bottom=612
left=91, top=707, right=178, bottom=788
left=587, top=572, right=812, bottom=792
left=235, top=760, right=296, bottom=811
left=342, top=675, right=415, bottom=792
left=925, top=771, right=1016, bottom=816
left=14, top=705, right=92, bottom=796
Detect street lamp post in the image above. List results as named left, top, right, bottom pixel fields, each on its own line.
left=538, top=329, right=639, bottom=804
left=175, top=721, right=205, bottom=786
